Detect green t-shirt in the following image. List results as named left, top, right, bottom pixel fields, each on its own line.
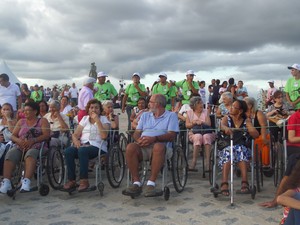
left=152, top=83, right=177, bottom=110
left=94, top=82, right=118, bottom=102
left=30, top=90, right=43, bottom=102
left=175, top=79, right=199, bottom=104
left=125, top=83, right=146, bottom=106
left=284, top=77, right=300, bottom=109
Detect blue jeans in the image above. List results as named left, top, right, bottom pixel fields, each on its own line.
left=64, top=145, right=100, bottom=180
left=126, top=105, right=134, bottom=131
left=284, top=192, right=300, bottom=225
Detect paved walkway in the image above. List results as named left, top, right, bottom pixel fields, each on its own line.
left=0, top=109, right=283, bottom=225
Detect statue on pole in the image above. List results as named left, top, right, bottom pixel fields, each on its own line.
left=89, top=62, right=97, bottom=79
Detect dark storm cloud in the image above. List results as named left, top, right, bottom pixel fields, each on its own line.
left=0, top=0, right=300, bottom=83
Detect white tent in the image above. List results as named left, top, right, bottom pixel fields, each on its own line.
left=0, top=60, right=22, bottom=84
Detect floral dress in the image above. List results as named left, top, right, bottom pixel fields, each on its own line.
left=218, top=116, right=251, bottom=168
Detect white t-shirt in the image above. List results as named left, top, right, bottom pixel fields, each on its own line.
left=79, top=115, right=110, bottom=152
left=44, top=112, right=70, bottom=132
left=69, top=87, right=78, bottom=98
left=0, top=83, right=21, bottom=111
left=61, top=105, right=73, bottom=115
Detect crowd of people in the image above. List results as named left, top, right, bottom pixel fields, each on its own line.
left=0, top=64, right=300, bottom=224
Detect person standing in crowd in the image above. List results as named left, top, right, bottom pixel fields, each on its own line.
left=208, top=83, right=214, bottom=106
left=94, top=72, right=118, bottom=103
left=60, top=85, right=70, bottom=98
left=219, top=81, right=228, bottom=96
left=175, top=70, right=199, bottom=105
left=51, top=86, right=60, bottom=101
left=212, top=79, right=221, bottom=106
left=285, top=64, right=300, bottom=110
left=151, top=72, right=176, bottom=111
left=236, top=80, right=248, bottom=100
left=198, top=81, right=206, bottom=108
left=227, top=77, right=236, bottom=99
left=122, top=72, right=147, bottom=131
left=30, top=84, right=43, bottom=103
left=266, top=80, right=277, bottom=107
left=78, top=77, right=96, bottom=122
left=0, top=73, right=22, bottom=113
left=69, top=83, right=78, bottom=105
left=44, top=87, right=51, bottom=102
left=20, top=83, right=31, bottom=103
left=118, top=84, right=125, bottom=108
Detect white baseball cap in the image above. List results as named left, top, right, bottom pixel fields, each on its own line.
left=132, top=72, right=140, bottom=78
left=186, top=70, right=195, bottom=76
left=97, top=71, right=108, bottom=78
left=158, top=72, right=167, bottom=78
left=267, top=80, right=274, bottom=83
left=287, top=64, right=300, bottom=70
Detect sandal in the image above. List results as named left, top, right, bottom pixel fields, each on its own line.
left=63, top=180, right=76, bottom=190
left=220, top=182, right=229, bottom=196
left=240, top=181, right=251, bottom=194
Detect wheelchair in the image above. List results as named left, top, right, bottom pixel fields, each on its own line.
left=7, top=142, right=50, bottom=199
left=210, top=129, right=258, bottom=206
left=124, top=134, right=188, bottom=201
left=46, top=133, right=69, bottom=190
left=185, top=114, right=217, bottom=181
left=269, top=118, right=288, bottom=187
left=105, top=129, right=125, bottom=188
left=60, top=129, right=125, bottom=196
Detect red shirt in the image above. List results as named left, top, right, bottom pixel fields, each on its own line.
left=287, top=110, right=300, bottom=147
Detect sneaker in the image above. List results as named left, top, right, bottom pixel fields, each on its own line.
left=122, top=184, right=142, bottom=196
left=144, top=185, right=162, bottom=197
left=20, top=178, right=31, bottom=192
left=0, top=178, right=12, bottom=194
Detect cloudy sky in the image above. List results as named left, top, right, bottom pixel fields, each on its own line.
left=1, top=0, right=300, bottom=94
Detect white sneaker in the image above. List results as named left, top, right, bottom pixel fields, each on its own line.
left=20, top=178, right=31, bottom=192
left=0, top=178, right=12, bottom=193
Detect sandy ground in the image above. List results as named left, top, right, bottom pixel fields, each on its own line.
left=0, top=109, right=283, bottom=225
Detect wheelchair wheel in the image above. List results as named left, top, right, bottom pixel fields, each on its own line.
left=106, top=144, right=125, bottom=188
left=164, top=186, right=170, bottom=201
left=39, top=183, right=50, bottom=196
left=255, top=146, right=262, bottom=192
left=119, top=133, right=128, bottom=152
left=208, top=149, right=214, bottom=185
left=46, top=148, right=65, bottom=190
left=171, top=145, right=188, bottom=193
left=274, top=141, right=284, bottom=187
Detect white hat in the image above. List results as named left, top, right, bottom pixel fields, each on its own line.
left=158, top=72, right=167, bottom=78
left=287, top=64, right=300, bottom=70
left=267, top=80, right=274, bottom=83
left=83, top=77, right=96, bottom=85
left=186, top=70, right=195, bottom=76
left=97, top=71, right=107, bottom=78
left=132, top=72, right=140, bottom=78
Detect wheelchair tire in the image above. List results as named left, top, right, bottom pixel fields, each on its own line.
left=39, top=184, right=50, bottom=196
left=164, top=186, right=170, bottom=201
left=106, top=144, right=125, bottom=188
left=97, top=182, right=104, bottom=196
left=208, top=149, right=214, bottom=185
left=171, top=145, right=188, bottom=193
left=274, top=141, right=284, bottom=187
left=119, top=133, right=128, bottom=152
left=255, top=146, right=261, bottom=193
left=46, top=148, right=65, bottom=190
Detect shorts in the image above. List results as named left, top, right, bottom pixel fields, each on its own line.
left=5, top=146, right=42, bottom=165
left=140, top=143, right=171, bottom=161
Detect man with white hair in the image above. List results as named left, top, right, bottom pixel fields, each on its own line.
left=78, top=77, right=96, bottom=122
left=151, top=72, right=176, bottom=111
left=94, top=72, right=118, bottom=103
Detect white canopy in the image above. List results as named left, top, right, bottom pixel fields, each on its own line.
left=0, top=60, right=22, bottom=84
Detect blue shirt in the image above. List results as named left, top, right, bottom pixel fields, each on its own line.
left=137, top=110, right=179, bottom=148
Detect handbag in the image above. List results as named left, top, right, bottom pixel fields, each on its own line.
left=217, top=132, right=231, bottom=150
left=192, top=124, right=214, bottom=135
